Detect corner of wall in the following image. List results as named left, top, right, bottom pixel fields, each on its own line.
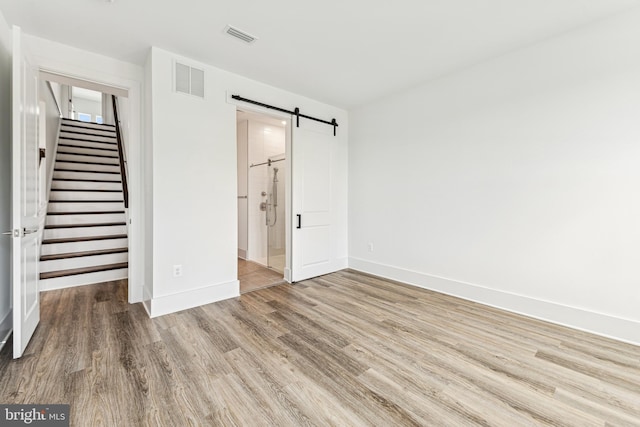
left=349, top=257, right=640, bottom=347
left=147, top=280, right=240, bottom=318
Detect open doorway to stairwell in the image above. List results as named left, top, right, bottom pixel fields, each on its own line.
left=38, top=73, right=131, bottom=295
left=237, top=109, right=290, bottom=293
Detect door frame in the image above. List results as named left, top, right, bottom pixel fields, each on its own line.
left=35, top=68, right=142, bottom=303
left=233, top=103, right=293, bottom=283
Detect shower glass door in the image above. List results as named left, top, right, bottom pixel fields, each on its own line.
left=267, top=155, right=286, bottom=273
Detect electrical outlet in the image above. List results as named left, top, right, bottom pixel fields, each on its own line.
left=173, top=264, right=183, bottom=277
left=367, top=242, right=374, bottom=252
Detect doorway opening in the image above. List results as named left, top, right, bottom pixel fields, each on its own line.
left=237, top=109, right=288, bottom=293
left=38, top=73, right=131, bottom=295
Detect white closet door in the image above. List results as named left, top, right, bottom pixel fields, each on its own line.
left=291, top=118, right=345, bottom=282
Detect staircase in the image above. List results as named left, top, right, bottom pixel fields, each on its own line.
left=39, top=118, right=129, bottom=291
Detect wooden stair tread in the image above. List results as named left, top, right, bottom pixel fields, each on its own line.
left=59, top=129, right=116, bottom=136
left=50, top=189, right=123, bottom=193
left=62, top=118, right=115, bottom=126
left=45, top=222, right=126, bottom=229
left=58, top=136, right=117, bottom=145
left=49, top=200, right=124, bottom=203
left=42, top=234, right=127, bottom=244
left=54, top=168, right=120, bottom=175
left=58, top=143, right=118, bottom=152
left=40, top=262, right=128, bottom=280
left=47, top=210, right=125, bottom=216
left=40, top=247, right=128, bottom=261
left=53, top=178, right=122, bottom=183
left=55, top=159, right=119, bottom=166
left=57, top=151, right=119, bottom=159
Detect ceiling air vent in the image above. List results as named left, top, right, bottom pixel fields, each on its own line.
left=224, top=25, right=257, bottom=44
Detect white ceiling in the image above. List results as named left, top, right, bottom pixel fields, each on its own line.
left=1, top=0, right=638, bottom=108
left=72, top=86, right=102, bottom=102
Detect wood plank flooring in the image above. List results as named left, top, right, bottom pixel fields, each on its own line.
left=238, top=258, right=285, bottom=294
left=1, top=270, right=639, bottom=426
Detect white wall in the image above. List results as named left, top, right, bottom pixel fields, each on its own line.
left=349, top=9, right=640, bottom=345
left=142, top=50, right=154, bottom=309
left=39, top=79, right=61, bottom=202
left=237, top=120, right=248, bottom=259
left=72, top=96, right=101, bottom=121
left=147, top=46, right=348, bottom=316
left=0, top=10, right=12, bottom=348
left=23, top=34, right=145, bottom=303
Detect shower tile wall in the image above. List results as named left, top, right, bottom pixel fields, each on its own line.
left=245, top=120, right=285, bottom=266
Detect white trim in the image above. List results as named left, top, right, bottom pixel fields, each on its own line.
left=142, top=286, right=152, bottom=317
left=27, top=43, right=144, bottom=304
left=40, top=70, right=128, bottom=98
left=348, top=257, right=640, bottom=347
left=147, top=280, right=240, bottom=318
left=0, top=309, right=12, bottom=352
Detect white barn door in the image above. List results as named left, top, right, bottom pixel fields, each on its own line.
left=11, top=26, right=40, bottom=358
left=291, top=118, right=346, bottom=282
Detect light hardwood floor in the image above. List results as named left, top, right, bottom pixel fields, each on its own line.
left=1, top=270, right=639, bottom=426
left=238, top=258, right=285, bottom=294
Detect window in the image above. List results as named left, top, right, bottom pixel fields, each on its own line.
left=96, top=115, right=103, bottom=124
left=77, top=113, right=91, bottom=122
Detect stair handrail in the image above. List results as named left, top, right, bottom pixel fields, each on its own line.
left=112, top=95, right=129, bottom=209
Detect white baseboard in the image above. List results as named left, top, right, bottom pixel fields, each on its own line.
left=0, top=309, right=12, bottom=352
left=348, top=257, right=640, bottom=347
left=147, top=280, right=240, bottom=318
left=237, top=249, right=247, bottom=259
left=142, top=285, right=152, bottom=317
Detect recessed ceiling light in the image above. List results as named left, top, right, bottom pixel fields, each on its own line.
left=281, top=121, right=286, bottom=125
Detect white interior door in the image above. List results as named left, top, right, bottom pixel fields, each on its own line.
left=11, top=26, right=40, bottom=359
left=291, top=118, right=346, bottom=282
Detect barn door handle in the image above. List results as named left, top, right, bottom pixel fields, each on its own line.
left=296, top=214, right=301, bottom=229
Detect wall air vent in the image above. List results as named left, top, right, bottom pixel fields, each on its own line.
left=175, top=62, right=205, bottom=98
left=224, top=25, right=258, bottom=44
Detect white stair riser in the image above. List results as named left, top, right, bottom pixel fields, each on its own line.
left=47, top=202, right=124, bottom=212
left=53, top=171, right=120, bottom=182
left=56, top=153, right=119, bottom=165
left=59, top=128, right=117, bottom=139
left=56, top=145, right=119, bottom=157
left=44, top=225, right=127, bottom=240
left=61, top=120, right=116, bottom=131
left=49, top=191, right=123, bottom=201
left=52, top=180, right=123, bottom=191
left=40, top=268, right=128, bottom=291
left=55, top=161, right=120, bottom=173
left=59, top=132, right=116, bottom=144
left=40, top=252, right=128, bottom=273
left=45, top=213, right=126, bottom=226
left=41, top=238, right=129, bottom=255
left=58, top=138, right=117, bottom=151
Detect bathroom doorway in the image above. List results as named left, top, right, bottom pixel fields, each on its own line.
left=237, top=109, right=289, bottom=293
